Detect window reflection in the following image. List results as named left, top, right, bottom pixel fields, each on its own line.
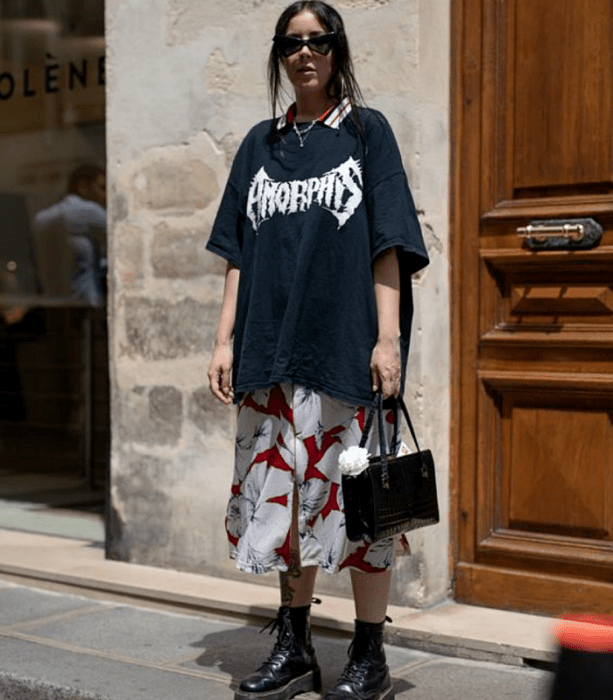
left=0, top=0, right=107, bottom=527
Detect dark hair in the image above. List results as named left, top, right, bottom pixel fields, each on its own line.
left=268, top=1, right=364, bottom=123
left=68, top=164, right=105, bottom=194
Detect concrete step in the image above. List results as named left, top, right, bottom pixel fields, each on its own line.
left=0, top=528, right=557, bottom=670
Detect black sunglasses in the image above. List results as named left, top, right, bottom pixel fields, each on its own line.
left=273, top=33, right=336, bottom=58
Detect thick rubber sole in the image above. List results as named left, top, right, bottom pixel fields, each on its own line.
left=234, top=667, right=322, bottom=700
left=380, top=683, right=395, bottom=700
left=323, top=678, right=395, bottom=700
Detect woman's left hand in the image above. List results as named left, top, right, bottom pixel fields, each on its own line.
left=370, top=336, right=401, bottom=399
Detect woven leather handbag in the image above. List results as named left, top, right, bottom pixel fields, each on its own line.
left=342, top=393, right=439, bottom=543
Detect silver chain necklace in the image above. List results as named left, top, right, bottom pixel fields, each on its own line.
left=293, top=119, right=318, bottom=148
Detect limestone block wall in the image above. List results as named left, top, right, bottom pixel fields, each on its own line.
left=106, top=0, right=450, bottom=607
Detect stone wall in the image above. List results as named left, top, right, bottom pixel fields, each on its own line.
left=106, top=0, right=450, bottom=607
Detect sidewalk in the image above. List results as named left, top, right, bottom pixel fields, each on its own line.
left=0, top=527, right=558, bottom=699
left=0, top=578, right=556, bottom=700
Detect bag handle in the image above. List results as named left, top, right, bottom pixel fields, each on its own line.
left=358, top=392, right=386, bottom=452
left=395, top=394, right=422, bottom=454
left=359, top=392, right=429, bottom=479
left=357, top=393, right=390, bottom=487
left=394, top=395, right=429, bottom=477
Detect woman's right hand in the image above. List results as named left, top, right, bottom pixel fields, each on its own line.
left=208, top=341, right=234, bottom=405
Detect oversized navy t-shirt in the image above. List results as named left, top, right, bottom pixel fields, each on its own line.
left=206, top=99, right=429, bottom=406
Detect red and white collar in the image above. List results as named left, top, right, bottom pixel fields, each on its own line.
left=276, top=96, right=352, bottom=131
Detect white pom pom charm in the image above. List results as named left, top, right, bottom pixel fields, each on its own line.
left=338, top=446, right=370, bottom=476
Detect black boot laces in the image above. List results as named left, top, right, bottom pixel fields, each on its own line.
left=258, top=610, right=294, bottom=668
left=338, top=639, right=370, bottom=684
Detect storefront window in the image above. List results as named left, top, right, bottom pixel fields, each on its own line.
left=0, top=0, right=106, bottom=535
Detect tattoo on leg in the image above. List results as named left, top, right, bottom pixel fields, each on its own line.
left=280, top=571, right=295, bottom=607
left=280, top=549, right=301, bottom=607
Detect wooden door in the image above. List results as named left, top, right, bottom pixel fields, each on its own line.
left=451, top=0, right=613, bottom=615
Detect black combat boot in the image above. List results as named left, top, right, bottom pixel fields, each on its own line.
left=324, top=619, right=394, bottom=700
left=235, top=605, right=321, bottom=700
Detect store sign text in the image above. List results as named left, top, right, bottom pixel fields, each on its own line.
left=0, top=55, right=105, bottom=101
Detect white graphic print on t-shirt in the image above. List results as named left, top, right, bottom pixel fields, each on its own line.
left=246, top=156, right=363, bottom=231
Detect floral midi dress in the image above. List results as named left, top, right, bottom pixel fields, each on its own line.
left=226, top=383, right=410, bottom=575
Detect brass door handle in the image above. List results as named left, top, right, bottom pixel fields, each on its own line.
left=516, top=218, right=602, bottom=250
left=517, top=223, right=584, bottom=242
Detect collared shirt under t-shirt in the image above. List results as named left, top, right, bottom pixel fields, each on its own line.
left=206, top=99, right=429, bottom=407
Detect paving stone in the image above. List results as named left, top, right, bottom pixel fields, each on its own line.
left=23, top=605, right=237, bottom=664
left=0, top=586, right=103, bottom=626
left=394, top=656, right=554, bottom=700
left=0, top=638, right=233, bottom=700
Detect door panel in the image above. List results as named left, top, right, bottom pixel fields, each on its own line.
left=509, top=406, right=609, bottom=535
left=513, top=0, right=613, bottom=190
left=509, top=285, right=613, bottom=318
left=452, top=0, right=613, bottom=614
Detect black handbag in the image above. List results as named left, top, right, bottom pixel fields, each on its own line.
left=342, top=392, right=439, bottom=543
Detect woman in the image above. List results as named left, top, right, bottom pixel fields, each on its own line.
left=207, top=3, right=428, bottom=699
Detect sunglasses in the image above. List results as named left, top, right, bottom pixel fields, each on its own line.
left=273, top=33, right=336, bottom=58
